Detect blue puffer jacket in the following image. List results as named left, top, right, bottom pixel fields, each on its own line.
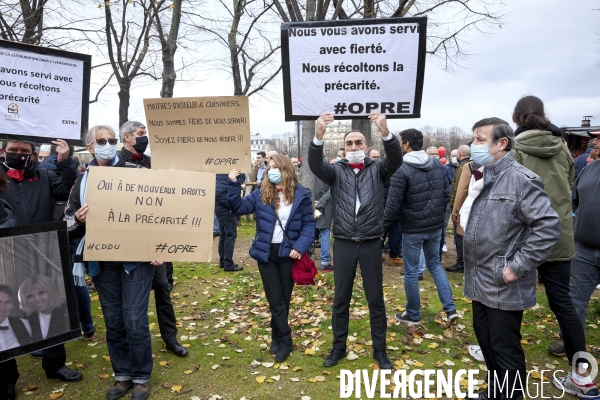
left=215, top=173, right=245, bottom=214
left=227, top=178, right=315, bottom=263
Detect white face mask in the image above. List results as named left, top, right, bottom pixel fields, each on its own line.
left=451, top=156, right=458, bottom=166
left=346, top=150, right=366, bottom=164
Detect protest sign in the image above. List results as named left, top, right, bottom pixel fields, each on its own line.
left=0, top=222, right=81, bottom=362
left=0, top=40, right=91, bottom=145
left=84, top=167, right=215, bottom=262
left=143, top=96, right=251, bottom=173
left=281, top=17, right=427, bottom=120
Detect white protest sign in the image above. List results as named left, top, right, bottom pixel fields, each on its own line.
left=281, top=17, right=427, bottom=120
left=0, top=40, right=90, bottom=144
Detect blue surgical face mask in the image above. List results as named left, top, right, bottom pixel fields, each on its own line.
left=94, top=143, right=117, bottom=162
left=268, top=168, right=282, bottom=184
left=470, top=143, right=495, bottom=165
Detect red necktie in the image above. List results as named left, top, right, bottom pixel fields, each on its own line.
left=348, top=163, right=364, bottom=170
left=131, top=153, right=143, bottom=161
left=276, top=187, right=283, bottom=192
left=6, top=169, right=24, bottom=181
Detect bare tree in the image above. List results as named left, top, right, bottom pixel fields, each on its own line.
left=189, top=0, right=282, bottom=97
left=101, top=0, right=160, bottom=126
left=152, top=0, right=182, bottom=98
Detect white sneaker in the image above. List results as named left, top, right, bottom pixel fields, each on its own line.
left=553, top=372, right=600, bottom=398
left=442, top=244, right=448, bottom=253
left=468, top=345, right=485, bottom=362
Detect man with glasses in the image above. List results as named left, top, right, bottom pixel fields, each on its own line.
left=0, top=138, right=81, bottom=383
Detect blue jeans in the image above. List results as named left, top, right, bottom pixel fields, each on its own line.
left=570, top=241, right=600, bottom=329
left=213, top=213, right=220, bottom=234
left=402, top=230, right=456, bottom=320
left=319, top=228, right=331, bottom=264
left=92, top=262, right=154, bottom=384
left=74, top=285, right=94, bottom=336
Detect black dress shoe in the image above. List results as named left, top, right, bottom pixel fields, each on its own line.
left=274, top=346, right=292, bottom=362
left=6, top=383, right=15, bottom=400
left=373, top=350, right=393, bottom=369
left=30, top=349, right=44, bottom=358
left=166, top=342, right=189, bottom=357
left=323, top=348, right=347, bottom=367
left=46, top=365, right=83, bottom=382
left=224, top=265, right=243, bottom=272
left=446, top=264, right=464, bottom=273
left=269, top=342, right=280, bottom=355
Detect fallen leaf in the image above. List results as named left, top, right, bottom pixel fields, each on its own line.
left=184, top=370, right=193, bottom=375
left=90, top=354, right=97, bottom=358
left=262, top=362, right=274, bottom=368
left=290, top=377, right=300, bottom=382
left=428, top=343, right=439, bottom=349
left=182, top=344, right=191, bottom=348
left=212, top=364, right=220, bottom=370
left=159, top=361, right=168, bottom=366
left=347, top=352, right=359, bottom=361
left=102, top=355, right=110, bottom=361
left=171, top=385, right=182, bottom=393
left=292, top=366, right=302, bottom=372
left=99, top=374, right=109, bottom=379
left=444, top=360, right=455, bottom=366
left=256, top=375, right=266, bottom=383
left=49, top=393, right=63, bottom=399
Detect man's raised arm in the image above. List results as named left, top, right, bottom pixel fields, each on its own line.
left=308, top=112, right=336, bottom=186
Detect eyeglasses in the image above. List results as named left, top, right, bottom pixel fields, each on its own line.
left=95, top=138, right=118, bottom=145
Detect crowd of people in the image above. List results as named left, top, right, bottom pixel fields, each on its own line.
left=0, top=94, right=599, bottom=399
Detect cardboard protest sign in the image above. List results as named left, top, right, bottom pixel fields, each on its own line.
left=0, top=222, right=81, bottom=362
left=0, top=40, right=91, bottom=145
left=281, top=17, right=427, bottom=120
left=84, top=167, right=215, bottom=262
left=143, top=96, right=251, bottom=173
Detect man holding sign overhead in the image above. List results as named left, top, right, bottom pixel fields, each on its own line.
left=308, top=112, right=402, bottom=369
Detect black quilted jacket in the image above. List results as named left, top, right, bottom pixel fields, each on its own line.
left=308, top=136, right=402, bottom=240
left=382, top=151, right=449, bottom=234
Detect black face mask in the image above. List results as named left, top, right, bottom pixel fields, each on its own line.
left=4, top=153, right=31, bottom=170
left=133, top=136, right=149, bottom=154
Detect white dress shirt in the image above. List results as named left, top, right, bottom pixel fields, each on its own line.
left=38, top=312, right=52, bottom=339
left=272, top=192, right=292, bottom=244
left=0, top=318, right=32, bottom=350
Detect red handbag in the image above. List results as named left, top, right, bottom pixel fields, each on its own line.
left=291, top=252, right=317, bottom=285
left=273, top=205, right=317, bottom=285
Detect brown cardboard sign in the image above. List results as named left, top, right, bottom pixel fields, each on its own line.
left=84, top=167, right=215, bottom=262
left=143, top=96, right=251, bottom=173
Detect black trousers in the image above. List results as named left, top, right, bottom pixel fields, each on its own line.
left=539, top=260, right=586, bottom=365
left=0, top=359, right=19, bottom=390
left=332, top=238, right=387, bottom=351
left=42, top=344, right=66, bottom=373
left=153, top=262, right=178, bottom=345
left=472, top=301, right=525, bottom=400
left=216, top=212, right=238, bottom=270
left=258, top=244, right=295, bottom=348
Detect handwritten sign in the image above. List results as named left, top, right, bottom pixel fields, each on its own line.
left=143, top=96, right=251, bottom=173
left=281, top=17, right=427, bottom=120
left=84, top=167, right=215, bottom=262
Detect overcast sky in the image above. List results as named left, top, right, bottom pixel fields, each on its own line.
left=89, top=0, right=600, bottom=140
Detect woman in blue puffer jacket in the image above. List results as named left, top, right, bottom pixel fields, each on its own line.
left=227, top=154, right=315, bottom=363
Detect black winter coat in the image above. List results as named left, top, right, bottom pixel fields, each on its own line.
left=215, top=173, right=244, bottom=214
left=383, top=152, right=449, bottom=234
left=308, top=137, right=402, bottom=240
left=0, top=200, right=18, bottom=228
left=0, top=160, right=77, bottom=225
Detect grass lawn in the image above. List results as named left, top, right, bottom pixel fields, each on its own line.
left=14, top=223, right=600, bottom=399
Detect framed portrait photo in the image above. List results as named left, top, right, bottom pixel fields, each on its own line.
left=0, top=221, right=81, bottom=362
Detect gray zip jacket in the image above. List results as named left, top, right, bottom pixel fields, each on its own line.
left=463, top=151, right=561, bottom=311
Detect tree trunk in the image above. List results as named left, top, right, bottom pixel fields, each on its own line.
left=118, top=81, right=130, bottom=127
left=229, top=1, right=243, bottom=96
left=160, top=0, right=182, bottom=98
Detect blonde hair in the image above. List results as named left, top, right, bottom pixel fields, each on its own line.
left=18, top=275, right=63, bottom=315
left=85, top=125, right=116, bottom=146
left=260, top=154, right=298, bottom=211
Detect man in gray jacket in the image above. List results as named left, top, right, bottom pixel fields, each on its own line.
left=463, top=118, right=560, bottom=400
